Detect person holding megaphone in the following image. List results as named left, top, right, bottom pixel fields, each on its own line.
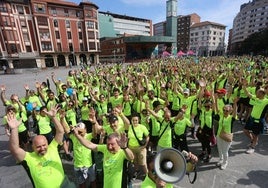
left=141, top=149, right=198, bottom=187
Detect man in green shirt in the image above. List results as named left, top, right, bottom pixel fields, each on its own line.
left=73, top=131, right=134, bottom=188
left=7, top=106, right=75, bottom=188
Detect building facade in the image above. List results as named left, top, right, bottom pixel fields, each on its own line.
left=99, top=11, right=152, bottom=37
left=229, top=0, right=268, bottom=54
left=0, top=0, right=100, bottom=69
left=177, top=13, right=200, bottom=52
left=189, top=21, right=226, bottom=56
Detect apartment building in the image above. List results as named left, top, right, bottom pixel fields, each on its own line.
left=0, top=0, right=99, bottom=69
left=230, top=0, right=268, bottom=53
left=177, top=13, right=200, bottom=52
left=189, top=21, right=226, bottom=56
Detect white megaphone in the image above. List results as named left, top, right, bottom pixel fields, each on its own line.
left=154, top=148, right=187, bottom=183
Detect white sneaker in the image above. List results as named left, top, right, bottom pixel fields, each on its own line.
left=220, top=162, right=228, bottom=170
left=216, top=160, right=223, bottom=167
left=246, top=147, right=255, bottom=154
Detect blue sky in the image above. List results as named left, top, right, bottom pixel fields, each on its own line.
left=69, top=0, right=250, bottom=42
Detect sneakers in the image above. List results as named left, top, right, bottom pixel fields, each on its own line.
left=220, top=162, right=228, bottom=170
left=246, top=147, right=255, bottom=154
left=216, top=160, right=223, bottom=167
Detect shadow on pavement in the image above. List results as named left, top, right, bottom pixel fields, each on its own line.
left=237, top=170, right=268, bottom=188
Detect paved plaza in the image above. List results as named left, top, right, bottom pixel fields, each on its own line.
left=0, top=67, right=268, bottom=188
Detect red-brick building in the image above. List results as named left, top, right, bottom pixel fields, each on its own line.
left=0, top=0, right=100, bottom=69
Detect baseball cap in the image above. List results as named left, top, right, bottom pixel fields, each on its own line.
left=82, top=97, right=88, bottom=101
left=216, top=88, right=227, bottom=94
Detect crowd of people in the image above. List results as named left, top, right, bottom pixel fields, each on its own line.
left=1, top=55, right=268, bottom=188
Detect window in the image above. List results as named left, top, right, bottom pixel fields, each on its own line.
left=88, top=31, right=94, bottom=39
left=67, top=31, right=72, bottom=39
left=9, top=44, right=18, bottom=53
left=17, top=5, right=24, bottom=14
left=66, top=20, right=70, bottom=28
left=69, top=43, right=73, bottom=51
left=37, top=17, right=48, bottom=26
left=2, top=16, right=10, bottom=26
left=76, top=11, right=81, bottom=17
left=51, top=8, right=57, bottom=15
left=86, top=21, right=94, bottom=29
left=41, top=42, right=52, bottom=51
left=78, top=32, right=82, bottom=39
left=35, top=4, right=46, bottom=13
left=0, top=4, right=8, bottom=12
left=20, top=20, right=26, bottom=27
left=55, top=31, right=60, bottom=39
left=64, top=9, right=69, bottom=17
left=57, top=43, right=62, bottom=51
left=23, top=33, right=29, bottom=42
left=80, top=43, right=84, bottom=51
left=77, top=21, right=82, bottom=29
left=54, top=20, right=58, bottom=27
left=26, top=46, right=31, bottom=52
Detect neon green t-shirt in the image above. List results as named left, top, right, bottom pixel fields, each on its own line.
left=141, top=175, right=173, bottom=188
left=217, top=115, right=234, bottom=136
left=24, top=139, right=64, bottom=188
left=65, top=109, right=77, bottom=126
left=80, top=105, right=90, bottom=121
left=97, top=144, right=127, bottom=188
left=3, top=113, right=27, bottom=133
left=109, top=95, right=123, bottom=108
left=157, top=117, right=174, bottom=148
left=128, top=124, right=149, bottom=147
left=250, top=96, right=268, bottom=119
left=174, top=117, right=192, bottom=136
left=70, top=133, right=93, bottom=168
left=36, top=115, right=52, bottom=134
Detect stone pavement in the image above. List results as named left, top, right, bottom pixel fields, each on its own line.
left=0, top=67, right=268, bottom=188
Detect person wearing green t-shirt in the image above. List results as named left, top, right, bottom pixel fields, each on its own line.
left=3, top=105, right=29, bottom=150
left=242, top=82, right=268, bottom=154
left=127, top=113, right=150, bottom=175
left=7, top=105, right=75, bottom=188
left=61, top=121, right=97, bottom=188
left=73, top=131, right=134, bottom=188
left=173, top=108, right=193, bottom=152
left=141, top=151, right=198, bottom=188
left=214, top=98, right=238, bottom=170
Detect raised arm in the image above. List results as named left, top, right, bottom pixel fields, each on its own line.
left=1, top=85, right=7, bottom=105
left=73, top=127, right=98, bottom=151
left=43, top=105, right=64, bottom=144
left=7, top=112, right=26, bottom=162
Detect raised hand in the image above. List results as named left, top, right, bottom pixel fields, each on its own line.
left=7, top=112, right=22, bottom=130
left=117, top=132, right=128, bottom=148
left=0, top=85, right=6, bottom=91
left=42, top=105, right=59, bottom=118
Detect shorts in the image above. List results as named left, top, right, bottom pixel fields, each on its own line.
left=244, top=117, right=263, bottom=135
left=129, top=146, right=147, bottom=166
left=19, top=130, right=29, bottom=145
left=74, top=164, right=96, bottom=185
